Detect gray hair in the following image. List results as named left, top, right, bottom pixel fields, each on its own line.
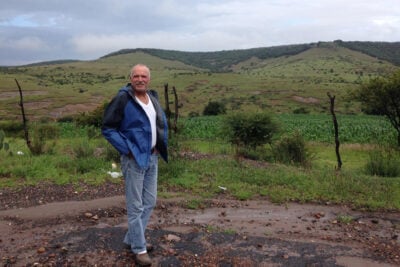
left=130, top=64, right=151, bottom=79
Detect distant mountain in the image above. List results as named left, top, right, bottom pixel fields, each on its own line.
left=101, top=41, right=400, bottom=72
left=1, top=40, right=399, bottom=120
left=334, top=40, right=400, bottom=66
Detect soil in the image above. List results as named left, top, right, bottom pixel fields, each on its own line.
left=1, top=182, right=399, bottom=267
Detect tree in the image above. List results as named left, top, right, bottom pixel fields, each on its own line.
left=352, top=71, right=400, bottom=146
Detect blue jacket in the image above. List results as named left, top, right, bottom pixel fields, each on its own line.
left=102, top=84, right=168, bottom=169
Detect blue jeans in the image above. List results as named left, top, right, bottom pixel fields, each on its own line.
left=121, top=154, right=158, bottom=254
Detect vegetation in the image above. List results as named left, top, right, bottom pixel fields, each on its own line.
left=0, top=41, right=400, bottom=212
left=1, top=41, right=399, bottom=120
left=272, top=131, right=312, bottom=167
left=0, top=115, right=399, bottom=211
left=202, top=101, right=227, bottom=116
left=352, top=70, right=400, bottom=146
left=222, top=112, right=278, bottom=149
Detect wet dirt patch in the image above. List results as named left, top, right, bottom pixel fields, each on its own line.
left=0, top=184, right=399, bottom=266
left=23, top=225, right=361, bottom=266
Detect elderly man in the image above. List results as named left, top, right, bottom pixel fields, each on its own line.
left=102, top=64, right=168, bottom=266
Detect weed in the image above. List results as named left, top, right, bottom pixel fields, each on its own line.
left=337, top=215, right=354, bottom=224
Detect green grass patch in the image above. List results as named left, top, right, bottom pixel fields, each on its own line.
left=0, top=121, right=399, bottom=211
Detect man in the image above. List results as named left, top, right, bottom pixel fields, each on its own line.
left=102, top=64, right=168, bottom=266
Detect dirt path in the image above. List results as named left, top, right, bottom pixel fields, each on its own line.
left=1, top=193, right=399, bottom=266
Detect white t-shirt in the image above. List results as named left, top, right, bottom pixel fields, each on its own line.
left=135, top=94, right=157, bottom=148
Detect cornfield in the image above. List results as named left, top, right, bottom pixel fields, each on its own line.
left=181, top=114, right=396, bottom=145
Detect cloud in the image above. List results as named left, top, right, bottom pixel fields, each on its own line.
left=1, top=0, right=400, bottom=65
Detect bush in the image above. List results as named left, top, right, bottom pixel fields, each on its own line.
left=0, top=121, right=24, bottom=136
left=29, top=123, right=60, bottom=155
left=103, top=142, right=121, bottom=163
left=71, top=138, right=94, bottom=159
left=75, top=102, right=108, bottom=127
left=273, top=131, right=311, bottom=167
left=365, top=147, right=400, bottom=177
left=222, top=112, right=279, bottom=149
left=203, top=101, right=226, bottom=116
left=293, top=107, right=309, bottom=114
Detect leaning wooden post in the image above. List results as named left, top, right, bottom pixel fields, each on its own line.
left=172, top=86, right=179, bottom=133
left=15, top=79, right=32, bottom=151
left=327, top=92, right=342, bottom=170
left=164, top=83, right=171, bottom=130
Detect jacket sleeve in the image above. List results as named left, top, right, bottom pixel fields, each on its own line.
left=101, top=92, right=130, bottom=155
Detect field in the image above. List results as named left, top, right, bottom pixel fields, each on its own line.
left=0, top=114, right=399, bottom=211
left=0, top=43, right=399, bottom=209
left=1, top=44, right=399, bottom=121
left=1, top=43, right=400, bottom=266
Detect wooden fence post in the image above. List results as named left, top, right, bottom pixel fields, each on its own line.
left=327, top=92, right=342, bottom=170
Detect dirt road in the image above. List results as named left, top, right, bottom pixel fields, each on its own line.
left=0, top=183, right=399, bottom=266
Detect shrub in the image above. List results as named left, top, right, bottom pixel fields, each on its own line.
left=29, top=123, right=60, bottom=155
left=222, top=112, right=279, bottom=149
left=293, top=107, right=309, bottom=114
left=273, top=131, right=311, bottom=167
left=0, top=130, right=9, bottom=151
left=71, top=138, right=94, bottom=159
left=203, top=101, right=226, bottom=116
left=365, top=147, right=400, bottom=177
left=0, top=121, right=24, bottom=136
left=103, top=142, right=121, bottom=163
left=75, top=102, right=108, bottom=127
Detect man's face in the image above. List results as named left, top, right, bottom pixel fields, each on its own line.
left=130, top=66, right=150, bottom=92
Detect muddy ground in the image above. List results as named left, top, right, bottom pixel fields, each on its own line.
left=0, top=182, right=399, bottom=267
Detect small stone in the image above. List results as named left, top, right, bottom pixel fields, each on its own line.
left=165, top=234, right=181, bottom=242
left=37, top=247, right=46, bottom=253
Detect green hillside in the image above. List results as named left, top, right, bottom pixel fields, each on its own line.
left=0, top=41, right=399, bottom=120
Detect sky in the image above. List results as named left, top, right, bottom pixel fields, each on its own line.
left=1, top=0, right=399, bottom=66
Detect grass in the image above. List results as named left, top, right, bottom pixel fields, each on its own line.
left=0, top=119, right=399, bottom=211
left=1, top=45, right=399, bottom=120
left=158, top=154, right=400, bottom=210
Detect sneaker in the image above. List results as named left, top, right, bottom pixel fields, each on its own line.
left=135, top=253, right=152, bottom=266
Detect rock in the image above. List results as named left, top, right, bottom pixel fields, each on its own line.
left=165, top=234, right=181, bottom=242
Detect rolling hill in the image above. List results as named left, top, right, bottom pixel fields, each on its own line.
left=0, top=41, right=399, bottom=121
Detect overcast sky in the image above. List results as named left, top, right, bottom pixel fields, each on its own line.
left=1, top=0, right=399, bottom=66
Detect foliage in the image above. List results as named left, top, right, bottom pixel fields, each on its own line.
left=101, top=44, right=314, bottom=72
left=352, top=70, right=400, bottom=145
left=1, top=41, right=399, bottom=120
left=222, top=112, right=279, bottom=149
left=103, top=141, right=121, bottom=163
left=203, top=101, right=226, bottom=116
left=158, top=157, right=400, bottom=210
left=102, top=41, right=400, bottom=71
left=29, top=123, right=59, bottom=155
left=336, top=40, right=400, bottom=66
left=0, top=121, right=24, bottom=136
left=273, top=131, right=312, bottom=167
left=0, top=121, right=399, bottom=210
left=74, top=102, right=108, bottom=127
left=0, top=130, right=9, bottom=151
left=292, top=107, right=310, bottom=114
left=71, top=138, right=94, bottom=159
left=180, top=115, right=397, bottom=145
left=365, top=147, right=400, bottom=177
